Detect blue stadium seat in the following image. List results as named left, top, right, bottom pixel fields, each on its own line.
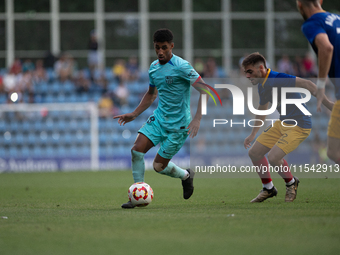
left=79, top=119, right=90, bottom=130
left=45, top=145, right=55, bottom=157
left=14, top=133, right=24, bottom=145
left=62, top=80, right=75, bottom=93
left=57, top=146, right=67, bottom=157
left=69, top=145, right=79, bottom=156
left=20, top=146, right=31, bottom=157
left=56, top=93, right=66, bottom=103
left=46, top=68, right=56, bottom=81
left=105, top=68, right=114, bottom=81
left=33, top=146, right=43, bottom=157
left=9, top=122, right=19, bottom=132
left=78, top=145, right=90, bottom=156
left=9, top=146, right=19, bottom=157
left=68, top=93, right=78, bottom=102
left=0, top=94, right=7, bottom=104
left=51, top=81, right=62, bottom=93
left=0, top=120, right=7, bottom=132
left=108, top=81, right=118, bottom=90
left=0, top=147, right=6, bottom=157
left=44, top=94, right=54, bottom=103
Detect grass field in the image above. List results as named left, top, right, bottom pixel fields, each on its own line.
left=1, top=170, right=340, bottom=255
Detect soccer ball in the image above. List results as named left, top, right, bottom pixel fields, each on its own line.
left=128, top=182, right=154, bottom=207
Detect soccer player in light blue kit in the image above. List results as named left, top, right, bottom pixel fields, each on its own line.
left=297, top=0, right=340, bottom=165
left=114, top=29, right=208, bottom=208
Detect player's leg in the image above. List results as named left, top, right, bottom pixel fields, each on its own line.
left=327, top=137, right=340, bottom=164
left=153, top=154, right=188, bottom=179
left=130, top=116, right=162, bottom=183
left=326, top=100, right=340, bottom=164
left=248, top=123, right=281, bottom=202
left=248, top=141, right=277, bottom=203
left=268, top=125, right=311, bottom=202
left=153, top=131, right=194, bottom=199
left=153, top=153, right=194, bottom=199
left=248, top=141, right=272, bottom=186
left=130, top=133, right=155, bottom=183
left=122, top=117, right=160, bottom=209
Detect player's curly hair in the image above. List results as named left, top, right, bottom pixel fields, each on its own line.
left=241, top=52, right=267, bottom=69
left=153, top=28, right=174, bottom=43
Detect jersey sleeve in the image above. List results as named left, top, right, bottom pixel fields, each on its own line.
left=178, top=62, right=200, bottom=86
left=302, top=19, right=326, bottom=45
left=148, top=67, right=155, bottom=87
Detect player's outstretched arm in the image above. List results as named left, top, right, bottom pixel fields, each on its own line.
left=244, top=103, right=269, bottom=149
left=113, top=86, right=158, bottom=126
left=188, top=78, right=209, bottom=138
left=295, top=77, right=334, bottom=111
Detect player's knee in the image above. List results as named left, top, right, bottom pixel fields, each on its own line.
left=267, top=153, right=281, bottom=166
left=153, top=161, right=165, bottom=172
left=248, top=148, right=261, bottom=161
left=131, top=149, right=144, bottom=160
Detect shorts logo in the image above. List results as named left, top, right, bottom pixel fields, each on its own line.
left=147, top=116, right=155, bottom=124
left=278, top=133, right=288, bottom=144
left=165, top=76, right=173, bottom=84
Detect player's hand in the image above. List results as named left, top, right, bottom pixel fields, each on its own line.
left=244, top=134, right=255, bottom=149
left=187, top=118, right=200, bottom=138
left=113, top=112, right=137, bottom=126
left=316, top=88, right=325, bottom=112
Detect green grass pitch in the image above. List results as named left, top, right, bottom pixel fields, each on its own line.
left=1, top=170, right=340, bottom=255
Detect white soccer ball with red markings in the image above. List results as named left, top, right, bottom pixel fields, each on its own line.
left=128, top=182, right=154, bottom=207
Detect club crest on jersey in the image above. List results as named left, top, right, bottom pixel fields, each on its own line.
left=165, top=76, right=173, bottom=84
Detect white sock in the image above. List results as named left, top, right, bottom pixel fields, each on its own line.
left=286, top=178, right=295, bottom=186
left=181, top=170, right=190, bottom=180
left=263, top=181, right=274, bottom=190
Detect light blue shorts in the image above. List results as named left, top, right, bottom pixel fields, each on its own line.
left=138, top=115, right=188, bottom=159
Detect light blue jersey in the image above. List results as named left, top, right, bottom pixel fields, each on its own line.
left=148, top=54, right=200, bottom=132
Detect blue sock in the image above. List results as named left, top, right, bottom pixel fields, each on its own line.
left=131, top=150, right=145, bottom=183
left=158, top=162, right=188, bottom=179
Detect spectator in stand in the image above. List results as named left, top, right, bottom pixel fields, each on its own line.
left=125, top=56, right=140, bottom=81
left=98, top=92, right=115, bottom=118
left=10, top=58, right=22, bottom=75
left=18, top=64, right=34, bottom=95
left=54, top=53, right=75, bottom=83
left=22, top=59, right=35, bottom=73
left=33, top=59, right=48, bottom=83
left=194, top=58, right=205, bottom=77
left=114, top=82, right=129, bottom=106
left=88, top=29, right=100, bottom=81
left=95, top=71, right=108, bottom=94
left=112, top=59, right=128, bottom=83
left=276, top=54, right=294, bottom=74
left=292, top=55, right=306, bottom=77
left=203, top=57, right=218, bottom=78
left=3, top=69, right=18, bottom=98
left=303, top=52, right=317, bottom=77
left=44, top=51, right=56, bottom=69
left=74, top=70, right=91, bottom=93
